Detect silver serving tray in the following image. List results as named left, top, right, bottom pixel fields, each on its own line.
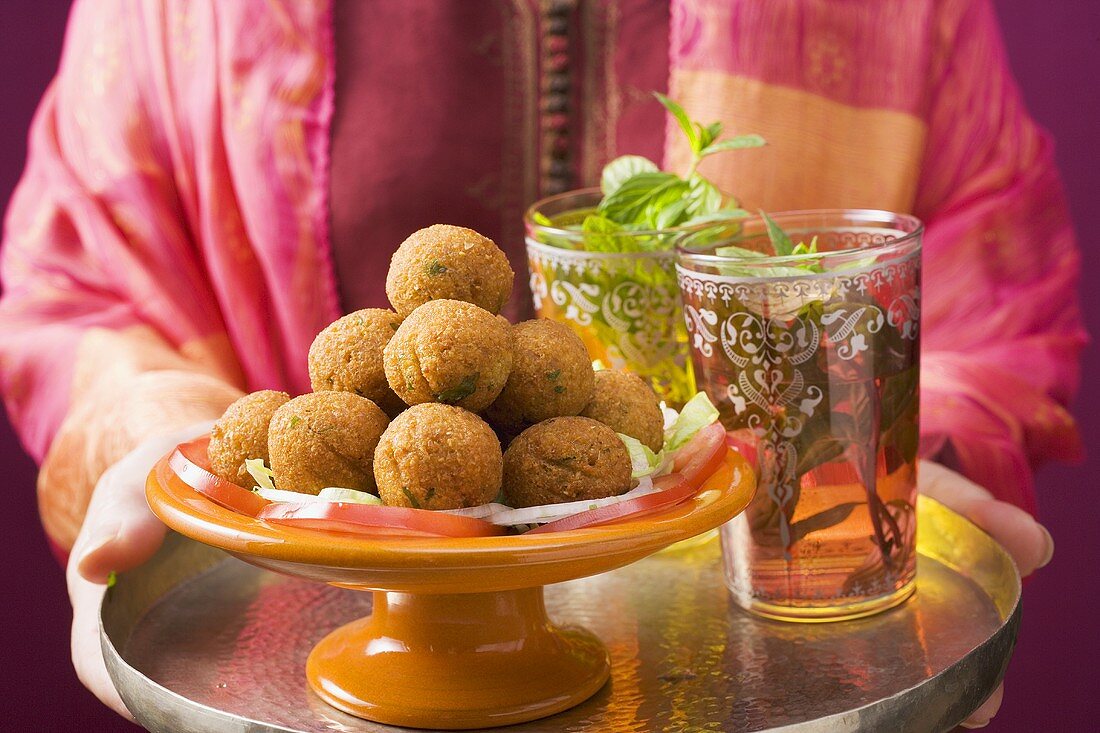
left=102, top=498, right=1019, bottom=732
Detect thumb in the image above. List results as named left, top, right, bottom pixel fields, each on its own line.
left=74, top=421, right=215, bottom=583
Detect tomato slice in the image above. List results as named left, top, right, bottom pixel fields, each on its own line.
left=698, top=448, right=742, bottom=493
left=169, top=438, right=271, bottom=517
left=256, top=501, right=507, bottom=539
left=672, top=422, right=729, bottom=488
left=725, top=428, right=759, bottom=470
left=526, top=472, right=696, bottom=535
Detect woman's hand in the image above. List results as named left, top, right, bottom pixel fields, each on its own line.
left=919, top=460, right=1054, bottom=729
left=66, top=422, right=215, bottom=720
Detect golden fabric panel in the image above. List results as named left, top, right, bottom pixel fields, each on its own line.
left=666, top=70, right=927, bottom=213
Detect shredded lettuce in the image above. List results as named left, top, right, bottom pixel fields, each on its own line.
left=660, top=401, right=680, bottom=431
left=664, top=392, right=720, bottom=452
left=255, top=486, right=321, bottom=503
left=318, top=487, right=383, bottom=505
left=245, top=458, right=277, bottom=491
left=619, top=433, right=661, bottom=479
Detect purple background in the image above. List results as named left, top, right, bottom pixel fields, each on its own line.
left=0, top=2, right=1096, bottom=730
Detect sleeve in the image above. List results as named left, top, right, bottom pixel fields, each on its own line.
left=915, top=0, right=1086, bottom=514
left=0, top=0, right=244, bottom=551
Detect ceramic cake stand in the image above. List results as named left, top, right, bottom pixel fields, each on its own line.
left=141, top=446, right=757, bottom=730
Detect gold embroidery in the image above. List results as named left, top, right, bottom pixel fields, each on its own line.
left=580, top=0, right=622, bottom=186
left=497, top=0, right=539, bottom=255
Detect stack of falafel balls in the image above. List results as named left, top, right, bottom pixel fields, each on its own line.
left=208, top=225, right=665, bottom=518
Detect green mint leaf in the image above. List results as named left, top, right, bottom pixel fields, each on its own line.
left=788, top=502, right=864, bottom=545
left=401, top=487, right=422, bottom=509
left=682, top=208, right=751, bottom=226
left=697, top=121, right=723, bottom=151
left=597, top=171, right=684, bottom=224
left=761, top=210, right=795, bottom=256
left=640, top=181, right=693, bottom=230
left=789, top=236, right=819, bottom=256
left=654, top=197, right=691, bottom=230
left=715, top=244, right=768, bottom=259
left=532, top=211, right=554, bottom=226
left=685, top=175, right=723, bottom=218
left=654, top=93, right=699, bottom=153
left=580, top=213, right=633, bottom=252
left=699, top=134, right=766, bottom=159
left=714, top=245, right=813, bottom=278
left=600, top=155, right=659, bottom=196
left=436, top=372, right=479, bottom=403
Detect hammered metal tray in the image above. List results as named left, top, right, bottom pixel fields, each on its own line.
left=101, top=497, right=1019, bottom=732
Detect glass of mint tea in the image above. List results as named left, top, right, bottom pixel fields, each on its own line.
left=676, top=209, right=923, bottom=621
left=524, top=188, right=738, bottom=409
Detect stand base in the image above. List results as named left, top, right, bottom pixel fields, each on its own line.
left=306, top=587, right=610, bottom=729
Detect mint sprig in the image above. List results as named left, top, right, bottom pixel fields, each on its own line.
left=714, top=211, right=825, bottom=277
left=578, top=94, right=765, bottom=243
left=654, top=93, right=766, bottom=177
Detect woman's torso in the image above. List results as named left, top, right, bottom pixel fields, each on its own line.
left=329, top=0, right=672, bottom=316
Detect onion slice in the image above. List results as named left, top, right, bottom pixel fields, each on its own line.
left=488, top=482, right=661, bottom=527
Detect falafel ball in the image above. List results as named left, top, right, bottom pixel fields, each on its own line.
left=580, top=369, right=665, bottom=452
left=502, top=416, right=631, bottom=508
left=386, top=224, right=514, bottom=317
left=374, top=403, right=502, bottom=510
left=485, top=319, right=594, bottom=432
left=209, top=390, right=290, bottom=486
left=268, top=392, right=389, bottom=495
left=383, top=299, right=512, bottom=413
left=308, top=308, right=406, bottom=416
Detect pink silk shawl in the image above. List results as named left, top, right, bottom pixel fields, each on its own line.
left=0, top=0, right=1084, bottom=549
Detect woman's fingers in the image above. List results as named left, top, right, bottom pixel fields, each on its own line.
left=74, top=421, right=215, bottom=583
left=961, top=682, right=1003, bottom=729
left=66, top=420, right=217, bottom=720
left=919, top=461, right=1053, bottom=577
left=75, top=460, right=164, bottom=583
left=67, top=559, right=135, bottom=720
left=919, top=462, right=1035, bottom=729
left=78, top=510, right=167, bottom=583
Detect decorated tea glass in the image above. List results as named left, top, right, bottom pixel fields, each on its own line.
left=676, top=209, right=923, bottom=622
left=524, top=189, right=727, bottom=409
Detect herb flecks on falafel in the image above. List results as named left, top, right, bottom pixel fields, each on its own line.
left=268, top=392, right=389, bottom=495
left=485, top=319, right=594, bottom=434
left=383, top=299, right=512, bottom=413
left=308, top=308, right=406, bottom=416
left=386, top=224, right=514, bottom=317
left=502, top=416, right=631, bottom=508
left=581, top=369, right=665, bottom=452
left=374, top=403, right=503, bottom=510
left=209, top=390, right=290, bottom=487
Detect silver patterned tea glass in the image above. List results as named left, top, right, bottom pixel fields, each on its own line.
left=677, top=210, right=922, bottom=621
left=525, top=189, right=726, bottom=409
